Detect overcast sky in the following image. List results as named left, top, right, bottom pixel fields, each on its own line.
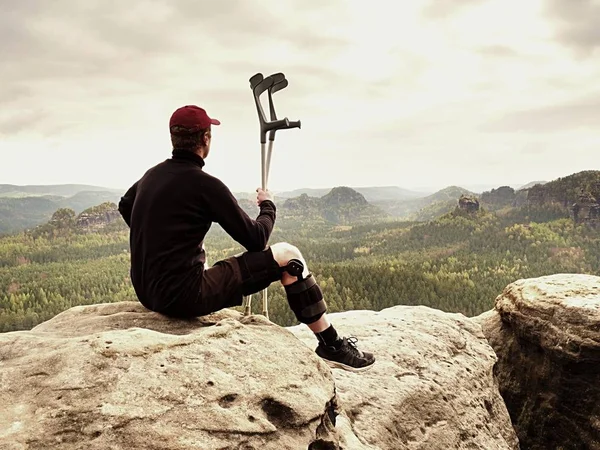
left=1, top=0, right=598, bottom=193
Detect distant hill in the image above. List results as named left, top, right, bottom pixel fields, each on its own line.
left=275, top=186, right=427, bottom=202
left=517, top=180, right=547, bottom=191
left=409, top=187, right=478, bottom=221
left=524, top=171, right=600, bottom=208
left=373, top=186, right=476, bottom=219
left=275, top=188, right=332, bottom=199
left=4, top=172, right=596, bottom=234
left=0, top=185, right=123, bottom=235
left=408, top=174, right=599, bottom=222
left=233, top=186, right=428, bottom=220
left=0, top=197, right=61, bottom=235
left=480, top=186, right=518, bottom=211
left=276, top=187, right=387, bottom=225
left=475, top=171, right=600, bottom=214
left=0, top=184, right=122, bottom=198
left=57, top=190, right=122, bottom=213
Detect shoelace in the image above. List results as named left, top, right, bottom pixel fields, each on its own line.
left=346, top=336, right=359, bottom=348
left=345, top=336, right=363, bottom=357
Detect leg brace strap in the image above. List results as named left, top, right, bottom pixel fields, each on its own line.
left=284, top=274, right=327, bottom=324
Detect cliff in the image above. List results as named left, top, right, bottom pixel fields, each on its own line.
left=475, top=274, right=600, bottom=450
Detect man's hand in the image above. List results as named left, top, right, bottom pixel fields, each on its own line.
left=256, top=188, right=273, bottom=205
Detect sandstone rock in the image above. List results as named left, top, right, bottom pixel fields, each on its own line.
left=0, top=302, right=337, bottom=450
left=572, top=190, right=600, bottom=227
left=75, top=202, right=121, bottom=230
left=289, top=306, right=519, bottom=449
left=1, top=302, right=519, bottom=449
left=476, top=274, right=600, bottom=450
left=458, top=195, right=480, bottom=213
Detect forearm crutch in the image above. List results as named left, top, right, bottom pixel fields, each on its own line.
left=242, top=72, right=301, bottom=319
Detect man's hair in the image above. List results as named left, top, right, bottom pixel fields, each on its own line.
left=170, top=126, right=211, bottom=152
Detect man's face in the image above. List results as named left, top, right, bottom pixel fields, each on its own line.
left=203, top=130, right=212, bottom=158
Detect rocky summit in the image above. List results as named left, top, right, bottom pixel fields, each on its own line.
left=0, top=302, right=517, bottom=449
left=4, top=272, right=598, bottom=449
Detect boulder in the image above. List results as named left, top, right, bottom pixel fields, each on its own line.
left=290, top=306, right=519, bottom=449
left=0, top=303, right=337, bottom=449
left=476, top=274, right=600, bottom=450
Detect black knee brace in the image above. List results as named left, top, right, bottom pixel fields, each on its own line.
left=284, top=274, right=327, bottom=324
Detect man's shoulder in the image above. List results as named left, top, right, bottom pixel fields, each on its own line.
left=140, top=160, right=231, bottom=195
left=198, top=170, right=230, bottom=190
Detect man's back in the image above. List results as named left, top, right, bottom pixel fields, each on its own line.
left=123, top=152, right=214, bottom=312
left=119, top=149, right=276, bottom=314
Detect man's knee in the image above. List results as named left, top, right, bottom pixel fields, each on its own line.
left=270, top=242, right=302, bottom=264
left=270, top=242, right=309, bottom=279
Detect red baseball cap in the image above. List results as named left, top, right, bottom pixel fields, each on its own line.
left=169, top=105, right=220, bottom=134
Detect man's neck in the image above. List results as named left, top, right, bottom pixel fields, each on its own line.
left=171, top=148, right=205, bottom=168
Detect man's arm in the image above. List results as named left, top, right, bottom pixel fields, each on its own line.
left=209, top=184, right=276, bottom=252
left=118, top=181, right=138, bottom=227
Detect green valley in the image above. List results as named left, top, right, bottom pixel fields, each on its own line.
left=0, top=171, right=598, bottom=332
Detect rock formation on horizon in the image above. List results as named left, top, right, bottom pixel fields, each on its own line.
left=75, top=202, right=121, bottom=230
left=572, top=190, right=600, bottom=227
left=458, top=195, right=480, bottom=213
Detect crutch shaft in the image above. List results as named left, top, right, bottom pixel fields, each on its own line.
left=243, top=295, right=252, bottom=316
left=261, top=143, right=267, bottom=190
left=260, top=138, right=270, bottom=318
left=265, top=140, right=274, bottom=187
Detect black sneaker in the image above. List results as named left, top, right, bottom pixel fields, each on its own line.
left=315, top=336, right=375, bottom=372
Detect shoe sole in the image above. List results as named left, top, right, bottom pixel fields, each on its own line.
left=322, top=359, right=375, bottom=373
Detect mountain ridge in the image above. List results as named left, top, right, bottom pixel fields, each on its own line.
left=2, top=171, right=598, bottom=234
left=0, top=184, right=123, bottom=198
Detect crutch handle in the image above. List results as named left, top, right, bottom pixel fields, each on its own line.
left=268, top=119, right=301, bottom=141
left=261, top=118, right=290, bottom=143
left=288, top=120, right=301, bottom=130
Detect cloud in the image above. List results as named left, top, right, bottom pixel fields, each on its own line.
left=421, top=0, right=485, bottom=19
left=544, top=0, right=600, bottom=54
left=0, top=111, right=48, bottom=136
left=0, top=85, right=32, bottom=105
left=481, top=93, right=600, bottom=132
left=0, top=0, right=354, bottom=138
left=1, top=0, right=599, bottom=192
left=477, top=45, right=519, bottom=58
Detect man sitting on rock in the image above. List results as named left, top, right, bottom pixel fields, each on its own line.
left=118, top=105, right=375, bottom=372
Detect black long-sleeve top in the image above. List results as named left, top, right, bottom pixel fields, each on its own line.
left=118, top=149, right=276, bottom=313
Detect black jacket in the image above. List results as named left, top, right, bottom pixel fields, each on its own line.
left=118, top=149, right=276, bottom=312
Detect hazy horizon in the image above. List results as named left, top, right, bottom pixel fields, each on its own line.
left=1, top=0, right=598, bottom=193
left=0, top=178, right=551, bottom=196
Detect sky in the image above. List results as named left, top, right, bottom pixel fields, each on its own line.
left=0, top=0, right=599, bottom=194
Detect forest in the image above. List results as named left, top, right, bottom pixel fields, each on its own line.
left=1, top=193, right=598, bottom=332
